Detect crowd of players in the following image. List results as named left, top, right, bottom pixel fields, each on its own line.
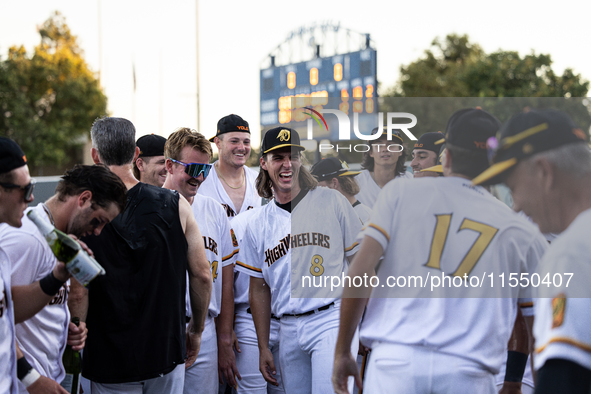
left=0, top=107, right=590, bottom=394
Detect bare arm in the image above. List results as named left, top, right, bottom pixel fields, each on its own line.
left=180, top=197, right=212, bottom=367
left=499, top=308, right=531, bottom=394
left=12, top=263, right=70, bottom=324
left=333, top=236, right=383, bottom=394
left=249, top=276, right=277, bottom=385
left=16, top=343, right=68, bottom=394
left=217, top=264, right=239, bottom=386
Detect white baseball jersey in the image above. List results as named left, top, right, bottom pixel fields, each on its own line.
left=198, top=161, right=261, bottom=217
left=0, top=204, right=70, bottom=390
left=359, top=176, right=547, bottom=373
left=534, top=208, right=591, bottom=371
left=352, top=201, right=372, bottom=225
left=236, top=187, right=361, bottom=317
left=354, top=169, right=411, bottom=208
left=229, top=208, right=260, bottom=306
left=0, top=247, right=18, bottom=394
left=186, top=194, right=237, bottom=318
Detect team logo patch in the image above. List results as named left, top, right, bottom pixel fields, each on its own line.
left=278, top=129, right=290, bottom=142
left=552, top=294, right=566, bottom=328
left=231, top=228, right=238, bottom=248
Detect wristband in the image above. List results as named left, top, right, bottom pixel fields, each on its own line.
left=39, top=271, right=66, bottom=296
left=21, top=369, right=41, bottom=388
left=17, top=357, right=41, bottom=387
left=504, top=350, right=528, bottom=382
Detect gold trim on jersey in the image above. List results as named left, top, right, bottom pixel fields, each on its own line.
left=536, top=336, right=591, bottom=354
left=519, top=301, right=534, bottom=308
left=368, top=224, right=390, bottom=241
left=344, top=241, right=359, bottom=252
left=222, top=249, right=239, bottom=262
left=236, top=261, right=262, bottom=273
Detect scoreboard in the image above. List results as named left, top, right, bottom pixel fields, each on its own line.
left=260, top=49, right=377, bottom=140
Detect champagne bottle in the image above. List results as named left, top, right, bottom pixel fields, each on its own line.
left=60, top=317, right=81, bottom=394
left=27, top=209, right=106, bottom=286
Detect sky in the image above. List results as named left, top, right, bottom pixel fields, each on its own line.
left=2, top=0, right=590, bottom=149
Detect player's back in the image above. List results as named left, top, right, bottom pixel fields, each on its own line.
left=360, top=176, right=547, bottom=373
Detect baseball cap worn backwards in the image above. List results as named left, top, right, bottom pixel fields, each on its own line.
left=209, top=114, right=250, bottom=142
left=0, top=137, right=27, bottom=173
left=472, top=109, right=587, bottom=186
left=310, top=157, right=360, bottom=181
left=261, top=127, right=305, bottom=154
left=436, top=107, right=501, bottom=151
left=137, top=134, right=167, bottom=158
left=414, top=132, right=443, bottom=154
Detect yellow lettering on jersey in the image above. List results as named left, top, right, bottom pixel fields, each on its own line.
left=425, top=215, right=498, bottom=277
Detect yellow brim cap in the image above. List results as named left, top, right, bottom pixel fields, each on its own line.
left=471, top=158, right=518, bottom=186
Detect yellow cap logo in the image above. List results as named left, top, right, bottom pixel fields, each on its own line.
left=278, top=129, right=290, bottom=142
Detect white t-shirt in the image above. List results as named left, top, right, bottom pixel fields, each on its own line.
left=359, top=176, right=547, bottom=374
left=354, top=169, right=411, bottom=208
left=0, top=247, right=18, bottom=394
left=534, top=208, right=591, bottom=371
left=187, top=194, right=238, bottom=318
left=236, top=187, right=362, bottom=317
left=198, top=162, right=261, bottom=217
left=0, top=204, right=70, bottom=389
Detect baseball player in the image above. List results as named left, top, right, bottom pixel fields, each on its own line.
left=235, top=127, right=362, bottom=394
left=310, top=157, right=371, bottom=224
left=133, top=134, right=168, bottom=187
left=472, top=108, right=591, bottom=393
left=355, top=127, right=411, bottom=208
left=163, top=127, right=239, bottom=394
left=230, top=208, right=284, bottom=393
left=411, top=132, right=444, bottom=178
left=0, top=137, right=75, bottom=394
left=0, top=165, right=126, bottom=394
left=199, top=114, right=261, bottom=217
left=332, top=108, right=548, bottom=394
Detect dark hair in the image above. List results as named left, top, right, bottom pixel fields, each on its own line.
left=445, top=143, right=489, bottom=179
left=256, top=152, right=317, bottom=199
left=336, top=176, right=360, bottom=196
left=91, top=117, right=137, bottom=166
left=55, top=164, right=127, bottom=212
left=361, top=148, right=408, bottom=176
left=0, top=171, right=14, bottom=183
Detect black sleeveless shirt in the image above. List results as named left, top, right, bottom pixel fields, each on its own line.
left=81, top=183, right=189, bottom=383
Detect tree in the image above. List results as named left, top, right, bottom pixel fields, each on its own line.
left=0, top=11, right=107, bottom=175
left=380, top=34, right=591, bottom=142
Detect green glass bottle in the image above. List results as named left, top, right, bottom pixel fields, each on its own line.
left=27, top=209, right=105, bottom=286
left=60, top=317, right=81, bottom=394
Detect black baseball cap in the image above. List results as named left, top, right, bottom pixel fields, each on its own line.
left=414, top=132, right=443, bottom=154
left=137, top=134, right=166, bottom=157
left=0, top=137, right=27, bottom=174
left=472, top=109, right=587, bottom=186
left=421, top=143, right=445, bottom=174
left=368, top=127, right=404, bottom=145
left=209, top=114, right=250, bottom=142
left=435, top=108, right=501, bottom=151
left=310, top=157, right=360, bottom=181
left=261, top=127, right=305, bottom=154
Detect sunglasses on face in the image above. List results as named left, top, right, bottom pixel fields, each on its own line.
left=0, top=179, right=36, bottom=203
left=168, top=158, right=212, bottom=179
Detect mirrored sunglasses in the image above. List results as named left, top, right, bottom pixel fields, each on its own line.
left=168, top=158, right=212, bottom=179
left=0, top=178, right=36, bottom=202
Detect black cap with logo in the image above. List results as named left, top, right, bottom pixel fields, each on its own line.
left=137, top=134, right=167, bottom=158
left=414, top=132, right=443, bottom=154
left=0, top=137, right=27, bottom=173
left=209, top=114, right=250, bottom=142
left=261, top=127, right=305, bottom=154
left=472, top=108, right=587, bottom=186
left=310, top=157, right=360, bottom=181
